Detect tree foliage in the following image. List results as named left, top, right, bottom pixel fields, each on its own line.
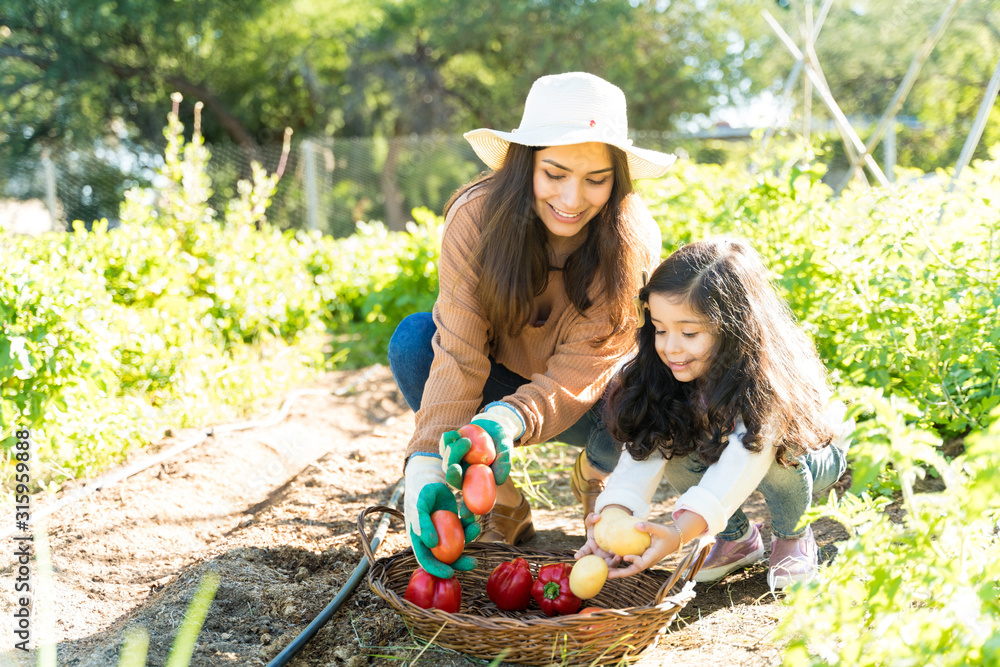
left=0, top=0, right=373, bottom=154
left=2, top=0, right=997, bottom=205
left=337, top=0, right=765, bottom=137
left=1, top=0, right=766, bottom=152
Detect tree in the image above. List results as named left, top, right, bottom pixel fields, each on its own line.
left=0, top=0, right=809, bottom=228
left=2, top=0, right=771, bottom=157
left=0, top=0, right=379, bottom=223
left=339, top=0, right=767, bottom=136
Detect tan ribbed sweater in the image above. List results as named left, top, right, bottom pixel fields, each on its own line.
left=405, top=186, right=662, bottom=458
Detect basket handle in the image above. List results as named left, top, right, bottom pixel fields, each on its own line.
left=356, top=505, right=406, bottom=566
left=653, top=535, right=714, bottom=604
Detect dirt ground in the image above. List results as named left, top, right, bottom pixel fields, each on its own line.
left=0, top=365, right=849, bottom=666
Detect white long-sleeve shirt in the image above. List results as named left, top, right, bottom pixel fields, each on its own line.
left=595, top=402, right=853, bottom=535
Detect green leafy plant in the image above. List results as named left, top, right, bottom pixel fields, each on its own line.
left=651, top=153, right=1000, bottom=446
left=777, top=408, right=1000, bottom=665
left=0, top=99, right=439, bottom=488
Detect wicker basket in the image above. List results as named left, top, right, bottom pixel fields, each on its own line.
left=358, top=505, right=711, bottom=666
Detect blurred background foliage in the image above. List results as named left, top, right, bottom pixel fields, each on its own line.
left=2, top=0, right=998, bottom=201
left=1, top=0, right=759, bottom=149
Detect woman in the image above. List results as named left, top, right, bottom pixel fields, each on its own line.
left=391, top=72, right=676, bottom=579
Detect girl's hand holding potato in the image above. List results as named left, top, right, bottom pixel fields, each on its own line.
left=575, top=516, right=680, bottom=579
left=573, top=512, right=622, bottom=568
left=576, top=506, right=708, bottom=579
left=604, top=520, right=681, bottom=579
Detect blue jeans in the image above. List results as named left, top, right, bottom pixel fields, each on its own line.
left=661, top=444, right=847, bottom=540
left=387, top=312, right=621, bottom=473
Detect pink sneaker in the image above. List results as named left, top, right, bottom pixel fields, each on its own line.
left=768, top=526, right=818, bottom=590
left=693, top=523, right=765, bottom=582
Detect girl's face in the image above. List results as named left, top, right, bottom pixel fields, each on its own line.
left=647, top=293, right=717, bottom=383
left=532, top=143, right=614, bottom=245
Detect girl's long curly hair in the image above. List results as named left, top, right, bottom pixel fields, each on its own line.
left=444, top=142, right=652, bottom=342
left=606, top=238, right=833, bottom=466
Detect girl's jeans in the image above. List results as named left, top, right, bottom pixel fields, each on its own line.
left=662, top=444, right=847, bottom=541
left=388, top=312, right=621, bottom=473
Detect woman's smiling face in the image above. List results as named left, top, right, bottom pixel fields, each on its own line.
left=531, top=142, right=614, bottom=244
left=647, top=292, right=718, bottom=383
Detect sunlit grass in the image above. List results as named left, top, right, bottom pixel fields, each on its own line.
left=165, top=570, right=221, bottom=667
left=510, top=441, right=574, bottom=510
left=116, top=627, right=150, bottom=667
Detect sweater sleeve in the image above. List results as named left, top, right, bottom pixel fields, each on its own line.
left=671, top=418, right=775, bottom=535
left=405, top=191, right=493, bottom=458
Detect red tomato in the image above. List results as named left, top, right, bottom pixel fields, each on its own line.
left=403, top=567, right=462, bottom=613
left=578, top=606, right=604, bottom=615
left=576, top=606, right=605, bottom=631
left=429, top=510, right=465, bottom=565
left=462, top=464, right=497, bottom=515
left=458, top=424, right=496, bottom=465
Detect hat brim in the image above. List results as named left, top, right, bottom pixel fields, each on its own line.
left=464, top=127, right=676, bottom=179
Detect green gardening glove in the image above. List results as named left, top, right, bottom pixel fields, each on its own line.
left=439, top=430, right=472, bottom=489
left=439, top=402, right=523, bottom=491
left=404, top=455, right=480, bottom=579
left=457, top=499, right=480, bottom=540
left=470, top=401, right=523, bottom=486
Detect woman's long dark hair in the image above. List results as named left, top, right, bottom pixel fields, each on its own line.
left=606, top=239, right=833, bottom=466
left=444, top=143, right=651, bottom=342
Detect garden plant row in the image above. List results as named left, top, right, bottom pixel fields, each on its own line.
left=1, top=111, right=997, bottom=664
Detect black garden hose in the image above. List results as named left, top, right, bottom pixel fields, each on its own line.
left=266, top=478, right=405, bottom=667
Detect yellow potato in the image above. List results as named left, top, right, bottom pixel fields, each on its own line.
left=570, top=555, right=608, bottom=600
left=594, top=509, right=651, bottom=557
left=593, top=507, right=630, bottom=549
left=599, top=507, right=631, bottom=522
left=592, top=509, right=623, bottom=552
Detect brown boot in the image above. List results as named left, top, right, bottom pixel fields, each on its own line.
left=477, top=492, right=535, bottom=545
left=570, top=451, right=606, bottom=521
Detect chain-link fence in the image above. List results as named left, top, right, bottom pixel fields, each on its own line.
left=0, top=133, right=486, bottom=237
left=0, top=130, right=757, bottom=238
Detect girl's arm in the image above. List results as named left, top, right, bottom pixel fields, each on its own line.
left=609, top=420, right=774, bottom=578
left=593, top=447, right=667, bottom=519
left=574, top=449, right=666, bottom=564
left=672, top=418, right=775, bottom=535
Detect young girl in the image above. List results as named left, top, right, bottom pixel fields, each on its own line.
left=575, top=238, right=852, bottom=589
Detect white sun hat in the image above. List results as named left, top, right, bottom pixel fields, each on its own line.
left=463, top=72, right=676, bottom=179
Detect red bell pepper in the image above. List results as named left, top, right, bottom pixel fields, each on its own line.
left=531, top=563, right=582, bottom=616
left=486, top=558, right=534, bottom=611
left=403, top=567, right=462, bottom=613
